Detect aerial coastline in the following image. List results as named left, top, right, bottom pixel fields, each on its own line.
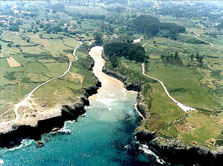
left=0, top=1, right=223, bottom=165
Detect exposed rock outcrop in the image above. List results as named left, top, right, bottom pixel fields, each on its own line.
left=0, top=81, right=101, bottom=148
left=103, top=64, right=223, bottom=166
left=136, top=130, right=223, bottom=165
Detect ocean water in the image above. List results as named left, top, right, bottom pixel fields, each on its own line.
left=0, top=89, right=152, bottom=166
left=0, top=47, right=153, bottom=166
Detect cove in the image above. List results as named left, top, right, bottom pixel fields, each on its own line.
left=0, top=47, right=152, bottom=166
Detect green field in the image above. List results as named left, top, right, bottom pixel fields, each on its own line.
left=0, top=1, right=223, bottom=151
left=0, top=5, right=98, bottom=122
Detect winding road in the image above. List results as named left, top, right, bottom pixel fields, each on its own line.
left=0, top=41, right=83, bottom=125
left=139, top=28, right=214, bottom=112
left=186, top=28, right=214, bottom=47
left=134, top=38, right=195, bottom=112
left=142, top=63, right=195, bottom=112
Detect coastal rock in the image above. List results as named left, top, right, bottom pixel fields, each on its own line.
left=102, top=69, right=128, bottom=82
left=102, top=64, right=223, bottom=166
left=36, top=141, right=44, bottom=147
left=136, top=103, right=147, bottom=118
left=135, top=130, right=223, bottom=165
left=0, top=81, right=101, bottom=148
left=125, top=83, right=142, bottom=92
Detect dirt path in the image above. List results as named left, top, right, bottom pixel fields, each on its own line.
left=134, top=38, right=195, bottom=112
left=141, top=63, right=195, bottom=112
left=186, top=28, right=214, bottom=47
left=0, top=41, right=82, bottom=125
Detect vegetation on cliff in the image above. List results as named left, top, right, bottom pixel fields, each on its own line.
left=104, top=42, right=146, bottom=68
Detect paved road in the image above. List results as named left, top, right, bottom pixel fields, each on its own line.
left=0, top=42, right=83, bottom=125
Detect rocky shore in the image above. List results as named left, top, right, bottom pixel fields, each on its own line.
left=103, top=67, right=223, bottom=166
left=102, top=69, right=146, bottom=116
left=0, top=81, right=101, bottom=148
left=136, top=131, right=223, bottom=165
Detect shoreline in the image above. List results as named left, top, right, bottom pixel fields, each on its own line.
left=102, top=63, right=223, bottom=165
left=0, top=80, right=101, bottom=148
left=0, top=56, right=101, bottom=148
left=1, top=45, right=222, bottom=165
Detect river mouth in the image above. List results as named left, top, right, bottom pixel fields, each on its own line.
left=0, top=46, right=153, bottom=165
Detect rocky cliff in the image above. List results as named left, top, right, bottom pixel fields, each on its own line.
left=0, top=81, right=101, bottom=148
left=103, top=66, right=223, bottom=166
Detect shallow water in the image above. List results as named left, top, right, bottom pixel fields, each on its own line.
left=0, top=47, right=152, bottom=166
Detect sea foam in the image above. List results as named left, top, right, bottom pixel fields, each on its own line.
left=0, top=159, right=3, bottom=165
left=96, top=98, right=117, bottom=105
left=139, top=144, right=166, bottom=165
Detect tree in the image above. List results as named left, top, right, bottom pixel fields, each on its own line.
left=9, top=24, right=19, bottom=32
left=190, top=54, right=194, bottom=61
left=144, top=58, right=150, bottom=72
left=160, top=53, right=183, bottom=66
left=196, top=52, right=200, bottom=61
left=197, top=56, right=204, bottom=65
left=160, top=54, right=165, bottom=61
left=94, top=32, right=103, bottom=46
left=110, top=53, right=119, bottom=68
left=195, top=52, right=204, bottom=65
left=174, top=52, right=179, bottom=61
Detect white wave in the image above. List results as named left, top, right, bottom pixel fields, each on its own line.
left=108, top=108, right=112, bottom=111
left=66, top=120, right=77, bottom=124
left=107, top=93, right=116, bottom=97
left=96, top=98, right=117, bottom=105
left=133, top=103, right=144, bottom=119
left=59, top=122, right=72, bottom=134
left=22, top=139, right=34, bottom=147
left=8, top=144, right=23, bottom=151
left=0, top=159, right=4, bottom=165
left=3, top=139, right=34, bottom=152
left=139, top=144, right=166, bottom=165
left=81, top=113, right=86, bottom=117
left=59, top=128, right=71, bottom=134
left=124, top=145, right=129, bottom=149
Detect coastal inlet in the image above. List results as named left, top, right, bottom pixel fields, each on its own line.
left=0, top=47, right=153, bottom=165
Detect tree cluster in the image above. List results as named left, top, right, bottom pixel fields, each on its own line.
left=160, top=52, right=183, bottom=66
left=134, top=15, right=185, bottom=38
left=80, top=15, right=105, bottom=20
left=104, top=42, right=146, bottom=67
left=94, top=32, right=103, bottom=46
left=195, top=53, right=204, bottom=65
left=9, top=23, right=19, bottom=32
left=41, top=23, right=62, bottom=34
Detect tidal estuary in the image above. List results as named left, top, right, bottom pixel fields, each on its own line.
left=0, top=47, right=152, bottom=166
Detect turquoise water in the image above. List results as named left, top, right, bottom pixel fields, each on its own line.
left=0, top=47, right=152, bottom=165
left=0, top=90, right=151, bottom=166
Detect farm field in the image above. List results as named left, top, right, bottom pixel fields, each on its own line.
left=0, top=0, right=223, bottom=155
left=104, top=11, right=223, bottom=149
left=0, top=6, right=98, bottom=124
